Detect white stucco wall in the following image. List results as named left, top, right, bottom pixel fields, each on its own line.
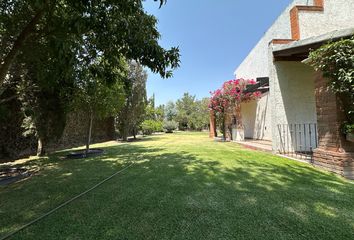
left=269, top=61, right=317, bottom=152
left=233, top=0, right=353, bottom=151
left=234, top=0, right=312, bottom=79
left=241, top=92, right=272, bottom=141
left=299, top=0, right=354, bottom=39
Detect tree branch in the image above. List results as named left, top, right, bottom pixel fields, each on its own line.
left=0, top=95, right=17, bottom=105
left=0, top=8, right=46, bottom=88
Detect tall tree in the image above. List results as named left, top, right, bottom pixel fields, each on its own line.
left=0, top=0, right=174, bottom=88
left=116, top=62, right=148, bottom=141
left=164, top=101, right=177, bottom=121
left=176, top=93, right=196, bottom=130
left=190, top=98, right=210, bottom=130
left=0, top=0, right=180, bottom=155
left=74, top=57, right=127, bottom=156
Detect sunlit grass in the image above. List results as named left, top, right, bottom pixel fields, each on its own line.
left=1, top=132, right=353, bottom=239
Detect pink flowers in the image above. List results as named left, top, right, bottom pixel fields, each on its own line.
left=209, top=78, right=261, bottom=112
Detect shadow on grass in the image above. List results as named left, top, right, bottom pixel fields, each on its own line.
left=0, top=137, right=354, bottom=240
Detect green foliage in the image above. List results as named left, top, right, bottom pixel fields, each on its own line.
left=342, top=123, right=354, bottom=135
left=309, top=37, right=354, bottom=133
left=0, top=0, right=180, bottom=87
left=116, top=62, right=148, bottom=140
left=155, top=105, right=165, bottom=122
left=163, top=120, right=178, bottom=133
left=174, top=93, right=209, bottom=131
left=164, top=101, right=177, bottom=121
left=176, top=93, right=196, bottom=130
left=74, top=57, right=127, bottom=119
left=141, top=119, right=163, bottom=135
left=0, top=0, right=180, bottom=153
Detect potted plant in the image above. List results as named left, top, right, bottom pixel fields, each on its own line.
left=343, top=123, right=354, bottom=142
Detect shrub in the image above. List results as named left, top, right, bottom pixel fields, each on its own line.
left=141, top=120, right=163, bottom=135
left=163, top=120, right=178, bottom=133
left=309, top=36, right=354, bottom=134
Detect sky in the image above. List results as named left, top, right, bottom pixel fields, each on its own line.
left=143, top=0, right=293, bottom=106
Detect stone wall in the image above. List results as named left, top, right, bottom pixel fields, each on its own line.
left=0, top=104, right=115, bottom=162
left=313, top=73, right=354, bottom=179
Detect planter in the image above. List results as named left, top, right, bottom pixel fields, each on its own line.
left=346, top=133, right=354, bottom=142
left=232, top=128, right=245, bottom=141
left=66, top=148, right=104, bottom=159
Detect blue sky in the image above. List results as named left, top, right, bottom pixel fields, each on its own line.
left=143, top=0, right=293, bottom=106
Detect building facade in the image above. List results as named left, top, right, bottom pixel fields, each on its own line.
left=211, top=0, right=354, bottom=179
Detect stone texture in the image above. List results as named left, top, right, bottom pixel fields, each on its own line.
left=313, top=73, right=354, bottom=179
left=0, top=106, right=115, bottom=162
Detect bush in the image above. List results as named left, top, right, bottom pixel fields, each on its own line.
left=163, top=120, right=178, bottom=133
left=309, top=36, right=354, bottom=134
left=141, top=120, right=163, bottom=135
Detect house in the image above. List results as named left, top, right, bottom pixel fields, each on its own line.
left=210, top=0, right=354, bottom=179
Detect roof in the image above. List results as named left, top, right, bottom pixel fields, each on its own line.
left=244, top=77, right=269, bottom=94
left=272, top=28, right=354, bottom=61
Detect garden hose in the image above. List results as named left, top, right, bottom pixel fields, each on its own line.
left=0, top=163, right=134, bottom=240
left=1, top=138, right=173, bottom=240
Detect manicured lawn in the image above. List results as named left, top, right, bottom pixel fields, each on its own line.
left=1, top=132, right=354, bottom=239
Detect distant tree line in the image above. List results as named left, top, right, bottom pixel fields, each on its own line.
left=134, top=93, right=210, bottom=135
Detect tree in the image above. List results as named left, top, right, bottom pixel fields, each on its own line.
left=0, top=0, right=180, bottom=155
left=0, top=0, right=175, bottom=88
left=74, top=57, right=126, bottom=156
left=209, top=79, right=261, bottom=140
left=176, top=93, right=196, bottom=130
left=116, top=62, right=148, bottom=141
left=190, top=98, right=210, bottom=131
left=164, top=101, right=177, bottom=121
left=155, top=105, right=165, bottom=122
left=15, top=25, right=78, bottom=156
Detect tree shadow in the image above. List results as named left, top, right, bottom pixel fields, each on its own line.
left=0, top=138, right=354, bottom=239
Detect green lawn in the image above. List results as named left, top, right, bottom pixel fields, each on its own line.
left=1, top=132, right=354, bottom=239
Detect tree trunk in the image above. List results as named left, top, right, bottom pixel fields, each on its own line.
left=222, top=112, right=226, bottom=140
left=37, top=137, right=46, bottom=156
left=0, top=9, right=46, bottom=87
left=133, top=128, right=137, bottom=139
left=212, top=111, right=217, bottom=137
left=235, top=104, right=242, bottom=129
left=85, top=111, right=93, bottom=156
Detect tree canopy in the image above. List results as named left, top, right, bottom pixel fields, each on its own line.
left=0, top=0, right=180, bottom=92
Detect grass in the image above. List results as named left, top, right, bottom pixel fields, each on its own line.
left=0, top=132, right=354, bottom=239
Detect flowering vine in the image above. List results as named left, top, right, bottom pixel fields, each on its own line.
left=209, top=78, right=261, bottom=140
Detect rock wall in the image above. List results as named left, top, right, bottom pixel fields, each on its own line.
left=0, top=103, right=115, bottom=162
left=313, top=73, right=354, bottom=179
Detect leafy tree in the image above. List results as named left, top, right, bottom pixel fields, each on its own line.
left=116, top=62, right=148, bottom=141
left=155, top=104, right=165, bottom=122
left=176, top=93, right=196, bottom=130
left=15, top=25, right=78, bottom=156
left=0, top=0, right=176, bottom=88
left=0, top=0, right=180, bottom=155
left=74, top=57, right=126, bottom=156
left=190, top=98, right=210, bottom=130
left=164, top=101, right=177, bottom=121
left=141, top=119, right=163, bottom=135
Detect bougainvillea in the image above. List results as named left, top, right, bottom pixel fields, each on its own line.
left=209, top=78, right=261, bottom=113
left=209, top=78, right=261, bottom=140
